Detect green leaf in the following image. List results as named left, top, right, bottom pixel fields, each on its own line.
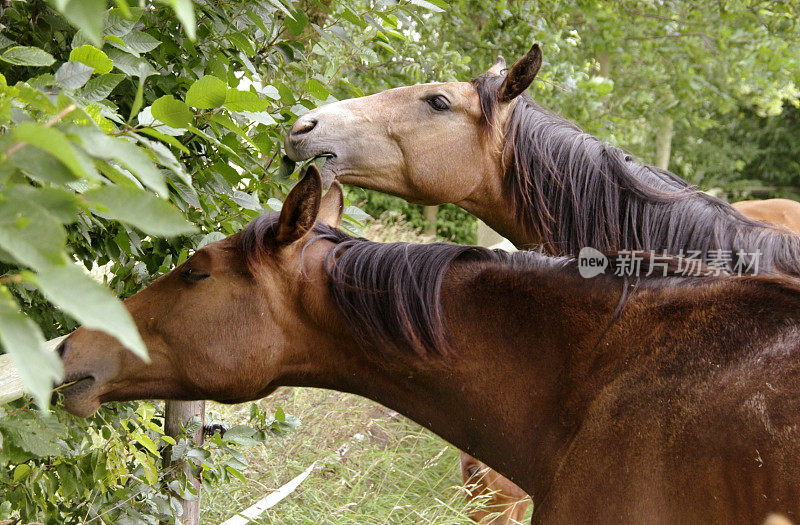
left=134, top=135, right=191, bottom=185
left=118, top=31, right=161, bottom=55
left=207, top=113, right=257, bottom=149
left=169, top=0, right=196, bottom=40
left=59, top=0, right=106, bottom=46
left=104, top=7, right=140, bottom=37
left=223, top=425, right=258, bottom=446
left=151, top=95, right=193, bottom=129
left=227, top=32, right=255, bottom=56
left=69, top=45, right=113, bottom=74
left=277, top=83, right=294, bottom=105
left=14, top=83, right=56, bottom=112
left=4, top=186, right=79, bottom=225
left=0, top=34, right=14, bottom=51
left=129, top=75, right=144, bottom=123
left=285, top=10, right=308, bottom=36
left=84, top=185, right=197, bottom=236
left=225, top=465, right=247, bottom=484
left=0, top=46, right=55, bottom=67
left=107, top=49, right=156, bottom=77
left=0, top=287, right=62, bottom=409
left=31, top=262, right=149, bottom=361
left=305, top=78, right=330, bottom=100
left=0, top=415, right=64, bottom=456
left=265, top=0, right=292, bottom=18
left=0, top=195, right=67, bottom=269
left=238, top=111, right=277, bottom=126
left=79, top=73, right=125, bottom=102
left=205, top=56, right=228, bottom=81
left=224, top=89, right=269, bottom=112
left=13, top=122, right=98, bottom=181
left=407, top=0, right=445, bottom=11
left=138, top=106, right=185, bottom=136
left=185, top=75, right=227, bottom=109
left=12, top=464, right=32, bottom=482
left=8, top=145, right=78, bottom=185
left=132, top=431, right=160, bottom=455
left=55, top=61, right=94, bottom=90
left=104, top=35, right=125, bottom=47
left=138, top=128, right=190, bottom=154
left=73, top=129, right=167, bottom=195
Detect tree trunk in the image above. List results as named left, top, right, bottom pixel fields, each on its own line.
left=596, top=49, right=611, bottom=77
left=654, top=116, right=674, bottom=170
left=422, top=205, right=438, bottom=237
left=162, top=400, right=206, bottom=525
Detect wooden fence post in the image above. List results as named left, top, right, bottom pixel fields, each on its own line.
left=422, top=205, right=438, bottom=236
left=163, top=400, right=206, bottom=525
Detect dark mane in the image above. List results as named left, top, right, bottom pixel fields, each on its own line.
left=241, top=214, right=728, bottom=357
left=472, top=73, right=800, bottom=276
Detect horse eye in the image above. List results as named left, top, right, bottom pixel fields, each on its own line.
left=466, top=465, right=481, bottom=478
left=182, top=269, right=210, bottom=283
left=426, top=95, right=450, bottom=112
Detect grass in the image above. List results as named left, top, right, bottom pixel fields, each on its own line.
left=201, top=388, right=493, bottom=524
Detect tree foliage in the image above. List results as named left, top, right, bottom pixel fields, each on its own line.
left=0, top=0, right=441, bottom=521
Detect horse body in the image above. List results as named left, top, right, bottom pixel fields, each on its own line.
left=733, top=199, right=800, bottom=235
left=58, top=169, right=800, bottom=524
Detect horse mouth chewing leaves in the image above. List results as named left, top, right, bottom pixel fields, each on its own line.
left=56, top=375, right=95, bottom=395
left=311, top=153, right=337, bottom=186
left=55, top=376, right=97, bottom=414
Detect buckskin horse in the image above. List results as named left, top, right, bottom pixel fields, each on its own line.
left=58, top=167, right=800, bottom=524
left=734, top=199, right=800, bottom=236
left=284, top=43, right=800, bottom=520
left=284, top=43, right=800, bottom=273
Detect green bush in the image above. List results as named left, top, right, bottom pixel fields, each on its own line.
left=0, top=0, right=442, bottom=521
left=348, top=187, right=477, bottom=244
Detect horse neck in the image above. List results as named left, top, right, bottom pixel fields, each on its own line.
left=461, top=100, right=800, bottom=274
left=456, top=164, right=544, bottom=249
left=298, top=260, right=617, bottom=497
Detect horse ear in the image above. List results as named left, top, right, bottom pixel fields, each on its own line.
left=487, top=54, right=506, bottom=76
left=276, top=165, right=322, bottom=244
left=498, top=43, right=542, bottom=103
left=318, top=180, right=344, bottom=228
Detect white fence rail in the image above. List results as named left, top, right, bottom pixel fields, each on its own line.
left=0, top=336, right=65, bottom=405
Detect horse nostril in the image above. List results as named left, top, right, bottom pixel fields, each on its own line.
left=291, top=117, right=317, bottom=136
left=56, top=340, right=68, bottom=359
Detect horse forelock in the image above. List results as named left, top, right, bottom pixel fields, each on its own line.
left=470, top=75, right=800, bottom=277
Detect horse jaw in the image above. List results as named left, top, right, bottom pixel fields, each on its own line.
left=59, top=376, right=101, bottom=417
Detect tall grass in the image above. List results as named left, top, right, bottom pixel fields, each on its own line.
left=202, top=389, right=492, bottom=524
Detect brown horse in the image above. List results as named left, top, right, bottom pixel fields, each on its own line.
left=59, top=167, right=800, bottom=524
left=461, top=452, right=529, bottom=524
left=734, top=199, right=800, bottom=235
left=456, top=199, right=800, bottom=523
left=285, top=43, right=800, bottom=516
